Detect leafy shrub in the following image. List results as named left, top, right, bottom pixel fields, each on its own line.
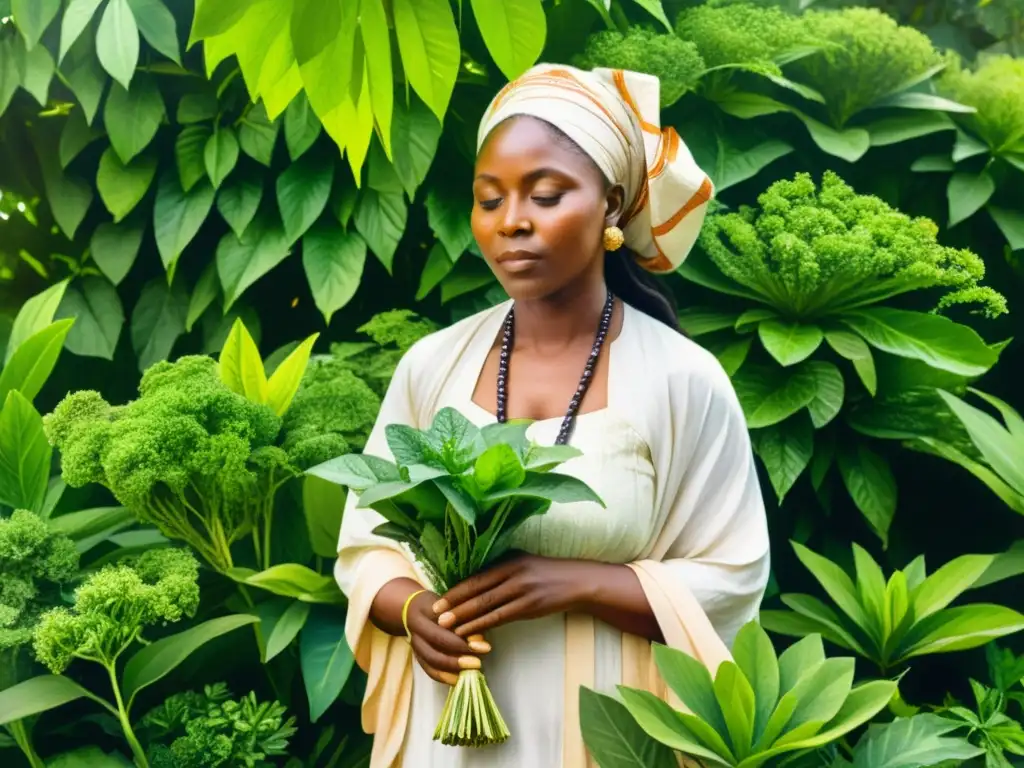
left=675, top=1, right=814, bottom=69
left=938, top=54, right=1024, bottom=153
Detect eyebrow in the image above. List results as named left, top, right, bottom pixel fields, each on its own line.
left=474, top=167, right=572, bottom=184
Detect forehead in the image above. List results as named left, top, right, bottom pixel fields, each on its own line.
left=475, top=116, right=601, bottom=182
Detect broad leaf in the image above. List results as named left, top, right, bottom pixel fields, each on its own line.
left=36, top=143, right=93, bottom=240
left=302, top=474, right=346, bottom=559
left=912, top=554, right=994, bottom=621
left=266, top=333, right=318, bottom=417
left=731, top=623, right=779, bottom=745
left=390, top=96, right=444, bottom=200
left=204, top=127, right=240, bottom=189
left=426, top=183, right=474, bottom=262
left=122, top=614, right=259, bottom=702
left=307, top=454, right=402, bottom=490
left=125, top=0, right=180, bottom=65
left=186, top=262, right=218, bottom=332
left=55, top=278, right=124, bottom=360
left=217, top=165, right=264, bottom=237
left=791, top=542, right=871, bottom=630
left=12, top=0, right=61, bottom=51
left=5, top=280, right=69, bottom=365
left=91, top=220, right=144, bottom=286
left=49, top=505, right=132, bottom=541
left=104, top=75, right=164, bottom=164
left=825, top=330, right=877, bottom=396
left=62, top=31, right=106, bottom=125
left=947, top=171, right=996, bottom=227
left=752, top=416, right=813, bottom=502
left=176, top=92, right=218, bottom=124
left=840, top=308, right=996, bottom=377
left=355, top=189, right=407, bottom=273
left=175, top=125, right=211, bottom=192
left=130, top=278, right=188, bottom=371
left=284, top=93, right=322, bottom=161
left=798, top=112, right=870, bottom=163
left=301, top=605, right=356, bottom=722
left=257, top=598, right=311, bottom=663
left=868, top=112, right=955, bottom=147
left=59, top=108, right=102, bottom=168
left=579, top=688, right=680, bottom=768
left=392, top=0, right=460, bottom=121
left=677, top=309, right=741, bottom=337
left=805, top=361, right=845, bottom=428
left=470, top=0, right=545, bottom=80
left=360, top=0, right=393, bottom=155
left=0, top=391, right=51, bottom=513
left=989, top=206, right=1024, bottom=251
left=0, top=675, right=104, bottom=726
left=96, top=148, right=157, bottom=222
left=95, top=0, right=138, bottom=89
left=0, top=319, right=74, bottom=405
left=850, top=713, right=984, bottom=767
left=733, top=364, right=819, bottom=429
left=938, top=390, right=1024, bottom=496
left=233, top=564, right=341, bottom=603
left=838, top=444, right=896, bottom=547
left=189, top=0, right=250, bottom=42
left=715, top=661, right=757, bottom=758
left=302, top=222, right=367, bottom=324
left=219, top=317, right=268, bottom=403
left=901, top=604, right=1024, bottom=658
left=759, top=321, right=823, bottom=367
left=47, top=748, right=131, bottom=767
left=277, top=154, right=334, bottom=244
left=154, top=173, right=216, bottom=280
left=216, top=214, right=291, bottom=311
left=238, top=103, right=280, bottom=166
left=651, top=644, right=729, bottom=737
left=629, top=0, right=672, bottom=31
left=482, top=471, right=604, bottom=507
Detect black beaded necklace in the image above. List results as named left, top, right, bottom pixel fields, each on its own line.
left=495, top=291, right=615, bottom=445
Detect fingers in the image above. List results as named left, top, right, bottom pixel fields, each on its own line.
left=438, top=580, right=518, bottom=631
left=434, top=561, right=516, bottom=615
left=408, top=607, right=472, bottom=656
left=453, top=597, right=534, bottom=638
left=414, top=656, right=459, bottom=687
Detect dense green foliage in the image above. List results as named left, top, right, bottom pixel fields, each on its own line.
left=0, top=0, right=1021, bottom=766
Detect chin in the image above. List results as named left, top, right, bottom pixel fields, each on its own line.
left=493, top=272, right=561, bottom=303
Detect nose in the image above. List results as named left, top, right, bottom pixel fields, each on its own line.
left=497, top=198, right=532, bottom=238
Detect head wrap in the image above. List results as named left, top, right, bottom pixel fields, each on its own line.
left=477, top=63, right=713, bottom=273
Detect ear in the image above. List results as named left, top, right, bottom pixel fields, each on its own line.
left=604, top=184, right=626, bottom=227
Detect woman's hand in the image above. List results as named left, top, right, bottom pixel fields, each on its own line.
left=405, top=590, right=491, bottom=686
left=433, top=554, right=592, bottom=638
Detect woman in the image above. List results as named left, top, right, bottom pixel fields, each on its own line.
left=335, top=64, right=770, bottom=768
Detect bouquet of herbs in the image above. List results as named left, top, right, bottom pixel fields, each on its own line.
left=310, top=407, right=604, bottom=747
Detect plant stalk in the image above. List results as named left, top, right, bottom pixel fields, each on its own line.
left=433, top=669, right=509, bottom=747
left=8, top=721, right=45, bottom=768
left=104, top=663, right=149, bottom=768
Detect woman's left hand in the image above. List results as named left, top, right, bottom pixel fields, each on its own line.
left=432, top=554, right=592, bottom=637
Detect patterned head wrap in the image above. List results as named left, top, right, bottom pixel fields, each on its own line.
left=477, top=63, right=714, bottom=273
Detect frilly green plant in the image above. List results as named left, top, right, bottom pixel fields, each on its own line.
left=580, top=622, right=898, bottom=767
left=679, top=171, right=1004, bottom=542
left=760, top=541, right=1024, bottom=675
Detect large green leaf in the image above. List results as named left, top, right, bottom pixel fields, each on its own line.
left=154, top=173, right=216, bottom=280
left=715, top=661, right=757, bottom=758
left=189, top=0, right=250, bottom=42
left=0, top=37, right=16, bottom=117
left=481, top=471, right=604, bottom=507
left=62, top=29, right=106, bottom=124
left=0, top=675, right=106, bottom=726
left=390, top=96, right=444, bottom=200
left=392, top=0, right=460, bottom=121
left=125, top=0, right=180, bottom=65
left=104, top=75, right=165, bottom=163
left=302, top=222, right=366, bottom=324
left=12, top=0, right=61, bottom=50
left=257, top=597, right=312, bottom=663
left=96, top=147, right=157, bottom=222
left=850, top=713, right=984, bottom=767
left=733, top=364, right=819, bottom=429
left=868, top=112, right=955, bottom=147
left=47, top=747, right=131, bottom=767
left=797, top=112, right=870, bottom=163
left=937, top=390, right=1024, bottom=496
left=947, top=171, right=995, bottom=227
left=14, top=34, right=55, bottom=105
left=284, top=93, right=322, bottom=161
left=277, top=154, right=334, bottom=244
left=780, top=594, right=868, bottom=654
left=0, top=319, right=74, bottom=405
left=825, top=330, right=876, bottom=396
left=59, top=108, right=103, bottom=167
left=470, top=0, right=545, bottom=80
left=901, top=604, right=1024, bottom=659
left=759, top=321, right=823, bottom=367
left=55, top=278, right=124, bottom=360
left=122, top=614, right=259, bottom=703
left=426, top=183, right=473, bottom=262
left=731, top=623, right=779, bottom=745
left=838, top=444, right=896, bottom=547
left=0, top=390, right=52, bottom=513
left=216, top=214, right=291, bottom=311
left=185, top=263, right=218, bottom=332
left=217, top=164, right=264, bottom=237
left=49, top=505, right=132, bottom=542
left=5, top=280, right=68, bottom=368
left=752, top=416, right=813, bottom=503
left=840, top=308, right=996, bottom=377
left=230, top=564, right=342, bottom=603
left=911, top=554, right=994, bottom=621
left=175, top=124, right=211, bottom=192
left=651, top=644, right=729, bottom=738
left=90, top=220, right=144, bottom=286
left=354, top=189, right=407, bottom=273
left=300, top=605, right=356, bottom=722
left=204, top=127, right=240, bottom=189
left=579, top=688, right=680, bottom=768
left=219, top=317, right=268, bottom=403
left=629, top=0, right=672, bottom=31
left=791, top=543, right=871, bottom=630
left=988, top=206, right=1024, bottom=251
left=36, top=142, right=93, bottom=241
left=617, top=689, right=725, bottom=760
left=416, top=243, right=454, bottom=300
left=238, top=103, right=280, bottom=167
left=805, top=361, right=845, bottom=429
left=302, top=474, right=346, bottom=559
left=265, top=333, right=317, bottom=417
left=130, top=278, right=188, bottom=371
left=95, top=0, right=138, bottom=88
left=361, top=0, right=393, bottom=155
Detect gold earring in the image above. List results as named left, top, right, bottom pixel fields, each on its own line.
left=603, top=225, right=624, bottom=252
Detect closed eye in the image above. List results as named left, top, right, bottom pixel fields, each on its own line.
left=479, top=198, right=502, bottom=211
left=532, top=194, right=563, bottom=206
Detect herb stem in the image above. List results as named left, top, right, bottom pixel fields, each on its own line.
left=104, top=663, right=149, bottom=768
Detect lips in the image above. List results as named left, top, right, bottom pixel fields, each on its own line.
left=496, top=249, right=543, bottom=273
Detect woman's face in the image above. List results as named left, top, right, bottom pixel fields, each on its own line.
left=471, top=116, right=623, bottom=301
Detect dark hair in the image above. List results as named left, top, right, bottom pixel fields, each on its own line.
left=604, top=249, right=681, bottom=332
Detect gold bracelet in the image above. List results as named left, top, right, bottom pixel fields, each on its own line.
left=401, top=589, right=427, bottom=639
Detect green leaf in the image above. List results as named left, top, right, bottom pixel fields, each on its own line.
left=266, top=333, right=318, bottom=417
left=5, top=280, right=69, bottom=365
left=55, top=277, right=124, bottom=360
left=303, top=474, right=346, bottom=559
left=851, top=544, right=886, bottom=643
left=482, top=470, right=603, bottom=508
left=825, top=330, right=876, bottom=396
left=125, top=0, right=180, bottom=65
left=939, top=389, right=1024, bottom=493
left=153, top=173, right=215, bottom=280
left=60, top=109, right=103, bottom=168
left=355, top=189, right=407, bottom=273
left=715, top=661, right=757, bottom=758
left=470, top=0, right=545, bottom=80
left=838, top=444, right=896, bottom=547
left=988, top=206, right=1024, bottom=251
left=426, top=183, right=473, bottom=261
left=868, top=112, right=955, bottom=147
left=911, top=154, right=955, bottom=172
left=948, top=171, right=996, bottom=227
left=175, top=124, right=210, bottom=192
left=901, top=604, right=1024, bottom=659
left=791, top=542, right=872, bottom=630
left=96, top=147, right=157, bottom=222
left=130, top=278, right=188, bottom=371
left=0, top=675, right=103, bottom=726
left=677, top=309, right=740, bottom=337
left=185, top=262, right=218, bottom=332
left=731, top=622, right=779, bottom=746
left=238, top=102, right=280, bottom=166
left=95, top=0, right=139, bottom=89
left=0, top=390, right=51, bottom=512
left=189, top=0, right=250, bottom=42
left=717, top=138, right=793, bottom=193
left=104, top=75, right=165, bottom=163
left=12, top=0, right=60, bottom=50
left=62, top=31, right=106, bottom=125
left=15, top=35, right=55, bottom=104
left=805, top=361, right=845, bottom=428
left=759, top=320, right=823, bottom=367
left=204, top=126, right=239, bottom=189
left=360, top=0, right=393, bottom=156
left=35, top=143, right=93, bottom=240
left=307, top=454, right=401, bottom=490
left=911, top=554, right=994, bottom=621
left=628, top=0, right=673, bottom=32
left=176, top=91, right=218, bottom=124
left=49, top=505, right=132, bottom=541
left=302, top=222, right=367, bottom=324
left=474, top=444, right=526, bottom=493
left=301, top=605, right=356, bottom=722
left=391, top=96, right=443, bottom=200
left=47, top=747, right=131, bottom=767
left=798, top=113, right=870, bottom=163
left=0, top=37, right=19, bottom=117
left=779, top=657, right=855, bottom=736
left=872, top=91, right=975, bottom=114
left=840, top=308, right=997, bottom=378
left=733, top=364, right=819, bottom=429
left=752, top=416, right=813, bottom=503
left=122, top=614, right=259, bottom=702
left=238, top=564, right=339, bottom=601
left=216, top=214, right=291, bottom=311
left=0, top=319, right=74, bottom=405
left=217, top=164, right=264, bottom=237
left=850, top=713, right=984, bottom=767
left=392, top=0, right=460, bottom=121
left=777, top=633, right=825, bottom=695
left=219, top=317, right=268, bottom=403
left=257, top=598, right=311, bottom=663
left=277, top=153, right=334, bottom=244
left=284, top=93, right=322, bottom=161
left=416, top=243, right=454, bottom=301
left=579, top=688, right=680, bottom=768
left=652, top=643, right=729, bottom=737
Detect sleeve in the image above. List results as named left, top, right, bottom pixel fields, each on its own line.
left=628, top=350, right=770, bottom=660
left=333, top=346, right=426, bottom=768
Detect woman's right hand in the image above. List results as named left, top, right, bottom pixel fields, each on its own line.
left=405, top=591, right=490, bottom=686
